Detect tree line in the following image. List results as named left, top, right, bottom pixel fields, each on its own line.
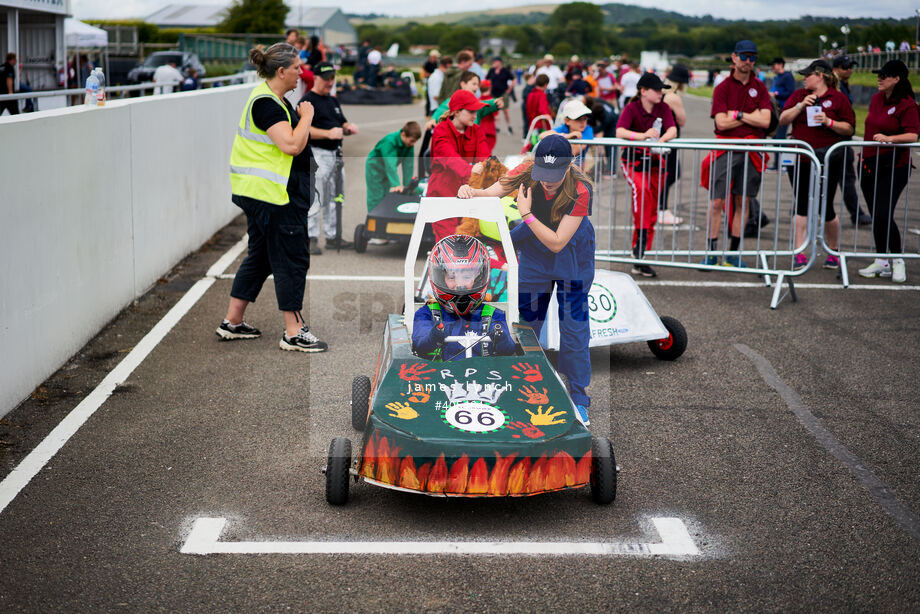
left=355, top=3, right=916, bottom=63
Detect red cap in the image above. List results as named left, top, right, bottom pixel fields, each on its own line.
left=479, top=79, right=491, bottom=91
left=448, top=89, right=487, bottom=113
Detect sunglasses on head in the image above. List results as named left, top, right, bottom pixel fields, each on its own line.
left=738, top=54, right=757, bottom=62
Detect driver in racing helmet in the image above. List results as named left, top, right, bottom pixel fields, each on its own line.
left=413, top=234, right=517, bottom=361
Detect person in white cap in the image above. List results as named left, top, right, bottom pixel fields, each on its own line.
left=541, top=99, right=595, bottom=167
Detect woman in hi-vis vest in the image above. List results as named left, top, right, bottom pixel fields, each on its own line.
left=218, top=43, right=327, bottom=353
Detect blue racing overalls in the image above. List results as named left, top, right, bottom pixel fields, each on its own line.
left=510, top=181, right=595, bottom=407
left=413, top=303, right=516, bottom=361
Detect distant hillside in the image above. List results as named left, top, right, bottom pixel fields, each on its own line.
left=349, top=3, right=722, bottom=27
left=349, top=3, right=908, bottom=28
left=349, top=4, right=559, bottom=27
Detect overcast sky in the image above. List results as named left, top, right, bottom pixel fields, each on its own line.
left=71, top=0, right=917, bottom=22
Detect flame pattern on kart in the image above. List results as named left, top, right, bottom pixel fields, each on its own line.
left=360, top=430, right=593, bottom=496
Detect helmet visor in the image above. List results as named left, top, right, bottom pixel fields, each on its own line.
left=429, top=259, right=489, bottom=294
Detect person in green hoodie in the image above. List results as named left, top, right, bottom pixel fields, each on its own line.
left=365, top=121, right=422, bottom=212
left=426, top=71, right=504, bottom=129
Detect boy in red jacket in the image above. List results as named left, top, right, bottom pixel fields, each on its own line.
left=478, top=79, right=498, bottom=154
left=526, top=73, right=552, bottom=132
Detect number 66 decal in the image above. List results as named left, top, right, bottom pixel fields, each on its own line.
left=442, top=402, right=507, bottom=433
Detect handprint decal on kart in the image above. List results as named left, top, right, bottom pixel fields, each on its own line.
left=511, top=362, right=543, bottom=382
left=516, top=384, right=549, bottom=405
left=398, top=362, right=436, bottom=382
left=525, top=405, right=566, bottom=426
left=506, top=420, right=545, bottom=439
left=406, top=388, right=431, bottom=404
left=385, top=401, right=419, bottom=420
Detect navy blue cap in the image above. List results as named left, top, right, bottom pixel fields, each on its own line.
left=734, top=40, right=758, bottom=55
left=532, top=134, right=573, bottom=182
left=832, top=55, right=854, bottom=69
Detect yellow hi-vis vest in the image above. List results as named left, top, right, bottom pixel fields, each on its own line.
left=229, top=81, right=293, bottom=205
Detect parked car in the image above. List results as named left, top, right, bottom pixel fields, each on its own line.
left=127, top=51, right=206, bottom=83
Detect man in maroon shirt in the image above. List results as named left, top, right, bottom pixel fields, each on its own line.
left=704, top=40, right=772, bottom=266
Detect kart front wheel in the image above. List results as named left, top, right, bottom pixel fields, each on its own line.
left=648, top=316, right=687, bottom=361
left=325, top=437, right=352, bottom=505
left=590, top=436, right=617, bottom=505
left=352, top=375, right=371, bottom=431
left=354, top=224, right=368, bottom=253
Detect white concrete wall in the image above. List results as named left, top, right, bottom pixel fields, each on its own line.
left=0, top=83, right=255, bottom=416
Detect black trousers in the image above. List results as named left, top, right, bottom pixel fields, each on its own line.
left=861, top=156, right=909, bottom=254
left=0, top=99, right=19, bottom=115
left=230, top=173, right=312, bottom=313
left=836, top=148, right=862, bottom=221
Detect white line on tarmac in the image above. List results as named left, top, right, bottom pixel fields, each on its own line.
left=0, top=235, right=250, bottom=518
left=357, top=117, right=420, bottom=129
left=213, top=272, right=920, bottom=292
left=180, top=516, right=700, bottom=557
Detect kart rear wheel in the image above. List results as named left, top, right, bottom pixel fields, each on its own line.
left=351, top=375, right=371, bottom=431
left=354, top=224, right=368, bottom=253
left=590, top=436, right=617, bottom=505
left=325, top=437, right=352, bottom=505
left=648, top=316, right=687, bottom=361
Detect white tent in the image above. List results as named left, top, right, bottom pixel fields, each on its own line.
left=64, top=19, right=109, bottom=48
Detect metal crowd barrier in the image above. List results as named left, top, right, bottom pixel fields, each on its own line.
left=571, top=137, right=823, bottom=308
left=818, top=141, right=920, bottom=287
left=0, top=71, right=258, bottom=113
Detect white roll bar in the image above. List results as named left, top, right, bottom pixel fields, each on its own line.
left=404, top=197, right=518, bottom=334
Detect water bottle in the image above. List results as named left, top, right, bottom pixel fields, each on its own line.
left=94, top=67, right=106, bottom=106
left=650, top=117, right=662, bottom=142
left=84, top=72, right=99, bottom=106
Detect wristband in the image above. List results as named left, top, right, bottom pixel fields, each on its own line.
left=828, top=119, right=834, bottom=129
left=523, top=214, right=536, bottom=225
left=732, top=110, right=739, bottom=120
left=795, top=102, right=803, bottom=111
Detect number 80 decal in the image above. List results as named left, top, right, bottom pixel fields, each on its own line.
left=442, top=402, right=509, bottom=433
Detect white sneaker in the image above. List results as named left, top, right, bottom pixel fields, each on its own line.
left=368, top=238, right=389, bottom=246
left=858, top=259, right=891, bottom=278
left=892, top=259, right=906, bottom=283
left=658, top=209, right=684, bottom=225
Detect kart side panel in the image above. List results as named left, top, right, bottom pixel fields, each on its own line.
left=542, top=269, right=669, bottom=349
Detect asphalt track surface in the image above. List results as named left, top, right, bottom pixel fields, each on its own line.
left=1, top=89, right=919, bottom=612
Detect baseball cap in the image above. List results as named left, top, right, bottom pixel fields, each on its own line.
left=833, top=55, right=855, bottom=69
left=636, top=72, right=671, bottom=91
left=448, top=89, right=487, bottom=113
left=733, top=40, right=758, bottom=55
left=561, top=99, right=592, bottom=120
left=873, top=59, right=908, bottom=79
left=313, top=62, right=336, bottom=79
left=479, top=78, right=492, bottom=91
left=770, top=57, right=785, bottom=66
left=543, top=53, right=554, bottom=61
left=665, top=64, right=690, bottom=85
left=532, top=134, right=573, bottom=182
left=798, top=59, right=833, bottom=76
